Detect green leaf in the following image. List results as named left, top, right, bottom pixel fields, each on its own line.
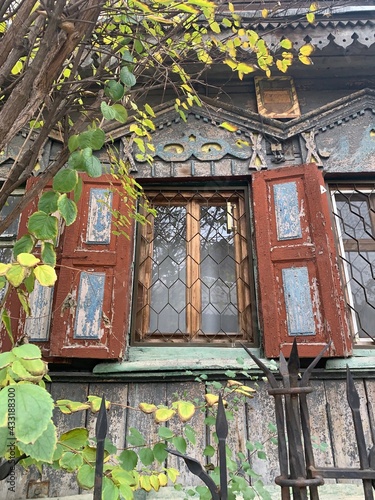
left=20, top=358, right=46, bottom=376
left=17, top=290, right=30, bottom=316
left=0, top=384, right=54, bottom=443
left=17, top=253, right=40, bottom=267
left=102, top=476, right=119, bottom=500
left=203, top=445, right=215, bottom=457
left=13, top=343, right=41, bottom=359
left=128, top=427, right=146, bottom=446
left=73, top=176, right=83, bottom=202
left=101, top=102, right=115, bottom=120
left=105, top=80, right=125, bottom=101
left=120, top=66, right=136, bottom=87
left=172, top=436, right=187, bottom=455
left=68, top=134, right=79, bottom=152
left=38, top=191, right=59, bottom=213
left=27, top=212, right=58, bottom=240
left=52, top=168, right=78, bottom=193
left=139, top=447, right=154, bottom=466
left=184, top=425, right=196, bottom=445
left=18, top=420, right=57, bottom=463
left=34, top=265, right=57, bottom=286
left=59, top=450, right=84, bottom=471
left=59, top=428, right=89, bottom=450
left=1, top=309, right=13, bottom=347
left=68, top=151, right=85, bottom=171
left=77, top=129, right=106, bottom=151
left=0, top=351, right=15, bottom=369
left=13, top=234, right=35, bottom=258
left=77, top=464, right=95, bottom=489
left=41, top=242, right=56, bottom=267
left=119, top=449, right=138, bottom=470
left=153, top=442, right=168, bottom=463
left=24, top=272, right=35, bottom=293
left=111, top=104, right=128, bottom=124
left=6, top=264, right=26, bottom=287
left=157, top=426, right=174, bottom=440
left=177, top=401, right=195, bottom=422
left=57, top=194, right=77, bottom=226
left=85, top=154, right=102, bottom=178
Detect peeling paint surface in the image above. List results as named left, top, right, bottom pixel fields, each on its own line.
left=86, top=188, right=112, bottom=244
left=274, top=182, right=302, bottom=241
left=282, top=267, right=315, bottom=336
left=74, top=272, right=105, bottom=339
left=25, top=282, right=54, bottom=341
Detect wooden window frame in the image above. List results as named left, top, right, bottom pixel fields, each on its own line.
left=133, top=186, right=254, bottom=345
left=330, top=186, right=375, bottom=343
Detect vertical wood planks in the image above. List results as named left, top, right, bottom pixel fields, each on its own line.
left=166, top=382, right=206, bottom=487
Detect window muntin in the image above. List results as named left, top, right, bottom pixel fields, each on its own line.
left=331, top=187, right=375, bottom=341
left=134, top=188, right=253, bottom=344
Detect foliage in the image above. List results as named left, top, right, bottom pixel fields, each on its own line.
left=0, top=342, right=277, bottom=499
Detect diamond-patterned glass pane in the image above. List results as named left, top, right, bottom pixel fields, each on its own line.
left=136, top=189, right=251, bottom=343
left=333, top=187, right=375, bottom=340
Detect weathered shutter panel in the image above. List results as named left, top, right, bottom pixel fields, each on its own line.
left=252, top=163, right=352, bottom=358
left=49, top=174, right=133, bottom=359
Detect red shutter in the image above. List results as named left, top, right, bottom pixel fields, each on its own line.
left=48, top=174, right=133, bottom=360
left=252, top=163, right=351, bottom=358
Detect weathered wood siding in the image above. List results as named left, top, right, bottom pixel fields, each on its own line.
left=2, top=375, right=375, bottom=499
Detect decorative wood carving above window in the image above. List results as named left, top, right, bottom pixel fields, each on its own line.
left=255, top=76, right=301, bottom=119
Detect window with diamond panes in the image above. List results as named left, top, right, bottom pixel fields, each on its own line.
left=134, top=188, right=253, bottom=344
left=331, top=186, right=375, bottom=341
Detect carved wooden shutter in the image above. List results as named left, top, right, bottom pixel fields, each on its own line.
left=252, top=163, right=352, bottom=358
left=48, top=174, right=133, bottom=359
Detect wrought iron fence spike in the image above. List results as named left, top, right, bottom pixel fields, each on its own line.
left=288, top=339, right=300, bottom=376
left=240, top=342, right=278, bottom=388
left=301, top=342, right=331, bottom=386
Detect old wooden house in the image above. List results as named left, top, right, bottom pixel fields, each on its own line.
left=1, top=1, right=375, bottom=498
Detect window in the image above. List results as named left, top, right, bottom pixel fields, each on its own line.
left=133, top=187, right=254, bottom=344
left=331, top=185, right=375, bottom=342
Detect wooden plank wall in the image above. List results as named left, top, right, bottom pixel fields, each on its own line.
left=1, top=376, right=375, bottom=499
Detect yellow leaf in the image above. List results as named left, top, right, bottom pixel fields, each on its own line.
left=139, top=402, right=157, bottom=414
left=158, top=473, right=168, bottom=486
left=34, top=265, right=57, bottom=286
left=280, top=38, right=293, bottom=50
left=306, top=12, right=315, bottom=23
left=310, top=2, right=318, bottom=12
left=11, top=60, right=23, bottom=75
left=210, top=21, right=221, bottom=34
left=299, top=55, right=313, bottom=65
left=149, top=475, right=160, bottom=491
left=140, top=475, right=152, bottom=492
left=154, top=408, right=175, bottom=423
left=17, top=253, right=40, bottom=268
left=219, top=122, right=238, bottom=132
left=262, top=8, right=268, bottom=18
left=299, top=43, right=314, bottom=56
left=234, top=385, right=257, bottom=398
left=205, top=394, right=219, bottom=407
left=177, top=401, right=195, bottom=422
left=6, top=264, right=26, bottom=287
left=236, top=62, right=255, bottom=74
left=227, top=380, right=242, bottom=387
left=224, top=58, right=237, bottom=70
left=276, top=59, right=288, bottom=73
left=228, top=2, right=234, bottom=13
left=0, top=263, right=11, bottom=275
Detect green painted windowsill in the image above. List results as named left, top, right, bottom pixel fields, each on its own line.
left=93, top=346, right=265, bottom=377
left=92, top=347, right=375, bottom=379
